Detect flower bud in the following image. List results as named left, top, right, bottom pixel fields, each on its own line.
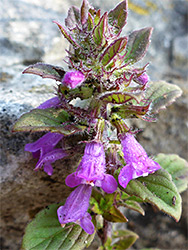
left=135, top=72, right=149, bottom=85
left=62, top=70, right=85, bottom=89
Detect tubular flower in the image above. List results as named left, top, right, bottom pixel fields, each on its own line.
left=25, top=132, right=66, bottom=175
left=57, top=184, right=94, bottom=235
left=62, top=70, right=85, bottom=89
left=118, top=133, right=161, bottom=188
left=65, top=141, right=118, bottom=194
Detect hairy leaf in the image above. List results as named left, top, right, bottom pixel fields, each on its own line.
left=93, top=12, right=108, bottom=46
left=145, top=81, right=182, bottom=114
left=23, top=63, right=65, bottom=82
left=124, top=169, right=182, bottom=221
left=108, top=0, right=128, bottom=34
left=99, top=37, right=127, bottom=66
left=54, top=21, right=81, bottom=48
left=80, top=0, right=90, bottom=25
left=21, top=203, right=95, bottom=250
left=112, top=229, right=139, bottom=250
left=13, top=108, right=86, bottom=135
left=154, top=154, right=188, bottom=193
left=123, top=27, right=153, bottom=64
left=65, top=6, right=80, bottom=29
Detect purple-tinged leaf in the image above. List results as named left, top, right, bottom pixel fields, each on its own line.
left=22, top=63, right=65, bottom=82
left=53, top=21, right=81, bottom=48
left=99, top=91, right=142, bottom=104
left=108, top=0, right=128, bottom=34
left=92, top=12, right=108, bottom=46
left=144, top=81, right=182, bottom=114
left=65, top=6, right=80, bottom=29
left=111, top=103, right=150, bottom=119
left=93, top=9, right=101, bottom=25
left=13, top=108, right=86, bottom=135
left=87, top=12, right=94, bottom=31
left=99, top=37, right=127, bottom=66
left=123, top=27, right=153, bottom=64
left=80, top=0, right=90, bottom=25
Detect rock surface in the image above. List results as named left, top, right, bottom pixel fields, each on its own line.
left=0, top=0, right=188, bottom=249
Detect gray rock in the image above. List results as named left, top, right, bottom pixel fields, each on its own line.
left=0, top=0, right=188, bottom=249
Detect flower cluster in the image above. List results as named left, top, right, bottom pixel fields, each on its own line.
left=21, top=0, right=163, bottom=235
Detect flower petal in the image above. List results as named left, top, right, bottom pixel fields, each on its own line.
left=43, top=163, right=53, bottom=176
left=25, top=132, right=64, bottom=154
left=118, top=164, right=134, bottom=188
left=34, top=148, right=67, bottom=171
left=80, top=212, right=95, bottom=235
left=65, top=173, right=83, bottom=187
left=37, top=96, right=61, bottom=109
left=101, top=174, right=118, bottom=193
left=57, top=184, right=92, bottom=224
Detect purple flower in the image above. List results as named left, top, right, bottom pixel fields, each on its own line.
left=62, top=70, right=85, bottom=89
left=118, top=133, right=160, bottom=188
left=37, top=96, right=61, bottom=109
left=25, top=132, right=66, bottom=175
left=57, top=184, right=94, bottom=235
left=65, top=141, right=118, bottom=194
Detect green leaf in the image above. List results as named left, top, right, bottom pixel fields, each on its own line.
left=121, top=200, right=145, bottom=216
left=124, top=169, right=182, bottom=221
left=23, top=63, right=65, bottom=82
left=91, top=191, right=128, bottom=223
left=103, top=205, right=128, bottom=223
left=112, top=229, right=139, bottom=250
left=154, top=154, right=188, bottom=193
left=108, top=0, right=128, bottom=34
left=145, top=81, right=182, bottom=114
left=13, top=108, right=86, bottom=135
left=22, top=203, right=95, bottom=250
left=99, top=37, right=127, bottom=66
left=123, top=27, right=153, bottom=64
left=93, top=12, right=108, bottom=46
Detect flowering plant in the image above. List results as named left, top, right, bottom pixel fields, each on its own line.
left=13, top=0, right=188, bottom=249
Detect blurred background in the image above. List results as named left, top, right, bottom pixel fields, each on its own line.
left=0, top=0, right=187, bottom=249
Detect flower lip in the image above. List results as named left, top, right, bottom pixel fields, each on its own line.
left=57, top=184, right=95, bottom=234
